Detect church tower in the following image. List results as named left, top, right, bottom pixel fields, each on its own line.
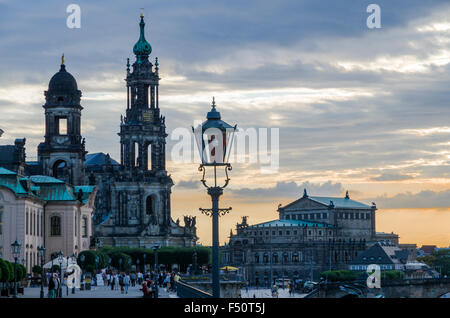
left=90, top=14, right=197, bottom=248
left=37, top=55, right=86, bottom=185
left=120, top=13, right=165, bottom=172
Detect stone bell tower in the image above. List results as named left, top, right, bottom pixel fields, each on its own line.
left=37, top=55, right=86, bottom=185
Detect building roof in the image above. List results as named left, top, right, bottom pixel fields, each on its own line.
left=279, top=189, right=374, bottom=211
left=0, top=146, right=15, bottom=164
left=48, top=63, right=78, bottom=92
left=308, top=196, right=372, bottom=209
left=0, top=167, right=95, bottom=203
left=350, top=242, right=411, bottom=266
left=27, top=175, right=65, bottom=184
left=0, top=167, right=17, bottom=175
left=248, top=219, right=335, bottom=229
left=85, top=152, right=120, bottom=166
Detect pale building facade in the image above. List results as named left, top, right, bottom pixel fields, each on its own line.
left=0, top=167, right=96, bottom=272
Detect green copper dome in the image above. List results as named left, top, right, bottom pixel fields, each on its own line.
left=133, top=14, right=152, bottom=61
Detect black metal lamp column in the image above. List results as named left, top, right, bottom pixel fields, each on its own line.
left=11, top=240, right=21, bottom=298
left=193, top=97, right=236, bottom=298
left=152, top=245, right=160, bottom=298
left=57, top=251, right=64, bottom=298
left=71, top=253, right=77, bottom=294
left=37, top=246, right=46, bottom=298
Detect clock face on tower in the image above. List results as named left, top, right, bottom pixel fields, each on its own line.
left=54, top=136, right=68, bottom=144
left=143, top=110, right=154, bottom=122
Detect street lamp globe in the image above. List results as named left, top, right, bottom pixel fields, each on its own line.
left=192, top=97, right=236, bottom=165
left=71, top=253, right=77, bottom=264
left=38, top=246, right=46, bottom=257
left=57, top=251, right=64, bottom=264
left=11, top=240, right=21, bottom=258
left=80, top=254, right=85, bottom=263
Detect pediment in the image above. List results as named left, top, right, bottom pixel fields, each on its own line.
left=281, top=197, right=328, bottom=211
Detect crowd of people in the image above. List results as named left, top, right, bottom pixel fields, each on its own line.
left=43, top=268, right=181, bottom=298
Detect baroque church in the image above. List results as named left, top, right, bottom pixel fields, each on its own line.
left=0, top=14, right=197, bottom=250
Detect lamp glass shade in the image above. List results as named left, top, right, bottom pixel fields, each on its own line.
left=192, top=100, right=236, bottom=165
left=57, top=251, right=64, bottom=263
left=11, top=240, right=21, bottom=257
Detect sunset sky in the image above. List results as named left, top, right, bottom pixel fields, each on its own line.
left=0, top=1, right=449, bottom=247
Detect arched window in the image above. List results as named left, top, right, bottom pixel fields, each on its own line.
left=283, top=252, right=289, bottom=264
left=81, top=216, right=88, bottom=237
left=50, top=215, right=61, bottom=236
left=272, top=252, right=278, bottom=264
left=254, top=253, right=260, bottom=264
left=52, top=160, right=68, bottom=180
left=293, top=252, right=299, bottom=263
left=146, top=196, right=155, bottom=215
left=263, top=253, right=269, bottom=264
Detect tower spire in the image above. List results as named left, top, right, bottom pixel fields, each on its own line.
left=133, top=13, right=152, bottom=63
left=61, top=53, right=65, bottom=65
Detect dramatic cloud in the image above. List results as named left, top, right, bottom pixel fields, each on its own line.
left=1, top=0, right=450, bottom=212
left=175, top=179, right=201, bottom=189
left=371, top=173, right=413, bottom=181
left=368, top=190, right=450, bottom=209
left=231, top=181, right=344, bottom=200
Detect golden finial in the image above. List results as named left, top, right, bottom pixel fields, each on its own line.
left=61, top=53, right=65, bottom=65
left=140, top=8, right=144, bottom=18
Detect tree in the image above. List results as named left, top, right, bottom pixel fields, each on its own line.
left=17, top=264, right=26, bottom=281
left=0, top=259, right=11, bottom=283
left=32, top=265, right=42, bottom=276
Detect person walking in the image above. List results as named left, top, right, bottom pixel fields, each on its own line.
left=123, top=273, right=130, bottom=294
left=110, top=273, right=115, bottom=291
left=119, top=273, right=125, bottom=294
left=106, top=272, right=111, bottom=287
left=48, top=274, right=56, bottom=298
left=130, top=272, right=136, bottom=287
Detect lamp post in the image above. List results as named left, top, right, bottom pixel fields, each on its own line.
left=193, top=248, right=198, bottom=276
left=192, top=98, right=236, bottom=298
left=152, top=245, right=160, bottom=298
left=11, top=240, right=21, bottom=298
left=136, top=258, right=140, bottom=272
left=95, top=255, right=99, bottom=285
left=71, top=253, right=76, bottom=294
left=119, top=258, right=123, bottom=272
left=37, top=246, right=46, bottom=298
left=66, top=256, right=70, bottom=296
left=80, top=254, right=85, bottom=285
left=57, top=251, right=64, bottom=298
left=143, top=254, right=147, bottom=272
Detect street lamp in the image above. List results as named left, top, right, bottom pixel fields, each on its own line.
left=119, top=258, right=123, bottom=272
left=136, top=258, right=140, bottom=272
left=192, top=97, right=236, bottom=298
left=57, top=251, right=64, bottom=298
left=71, top=253, right=76, bottom=294
left=95, top=255, right=99, bottom=285
left=143, top=254, right=147, bottom=272
left=152, top=245, right=160, bottom=298
left=193, top=249, right=198, bottom=276
left=37, top=246, right=46, bottom=298
left=11, top=240, right=21, bottom=298
left=80, top=254, right=85, bottom=285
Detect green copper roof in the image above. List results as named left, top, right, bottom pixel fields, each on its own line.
left=133, top=15, right=152, bottom=62
left=0, top=167, right=17, bottom=175
left=249, top=219, right=335, bottom=228
left=28, top=175, right=65, bottom=184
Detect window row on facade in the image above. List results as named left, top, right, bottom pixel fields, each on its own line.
left=254, top=251, right=303, bottom=264
left=49, top=215, right=88, bottom=237
left=285, top=211, right=371, bottom=221
left=248, top=228, right=333, bottom=237
left=25, top=208, right=44, bottom=237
